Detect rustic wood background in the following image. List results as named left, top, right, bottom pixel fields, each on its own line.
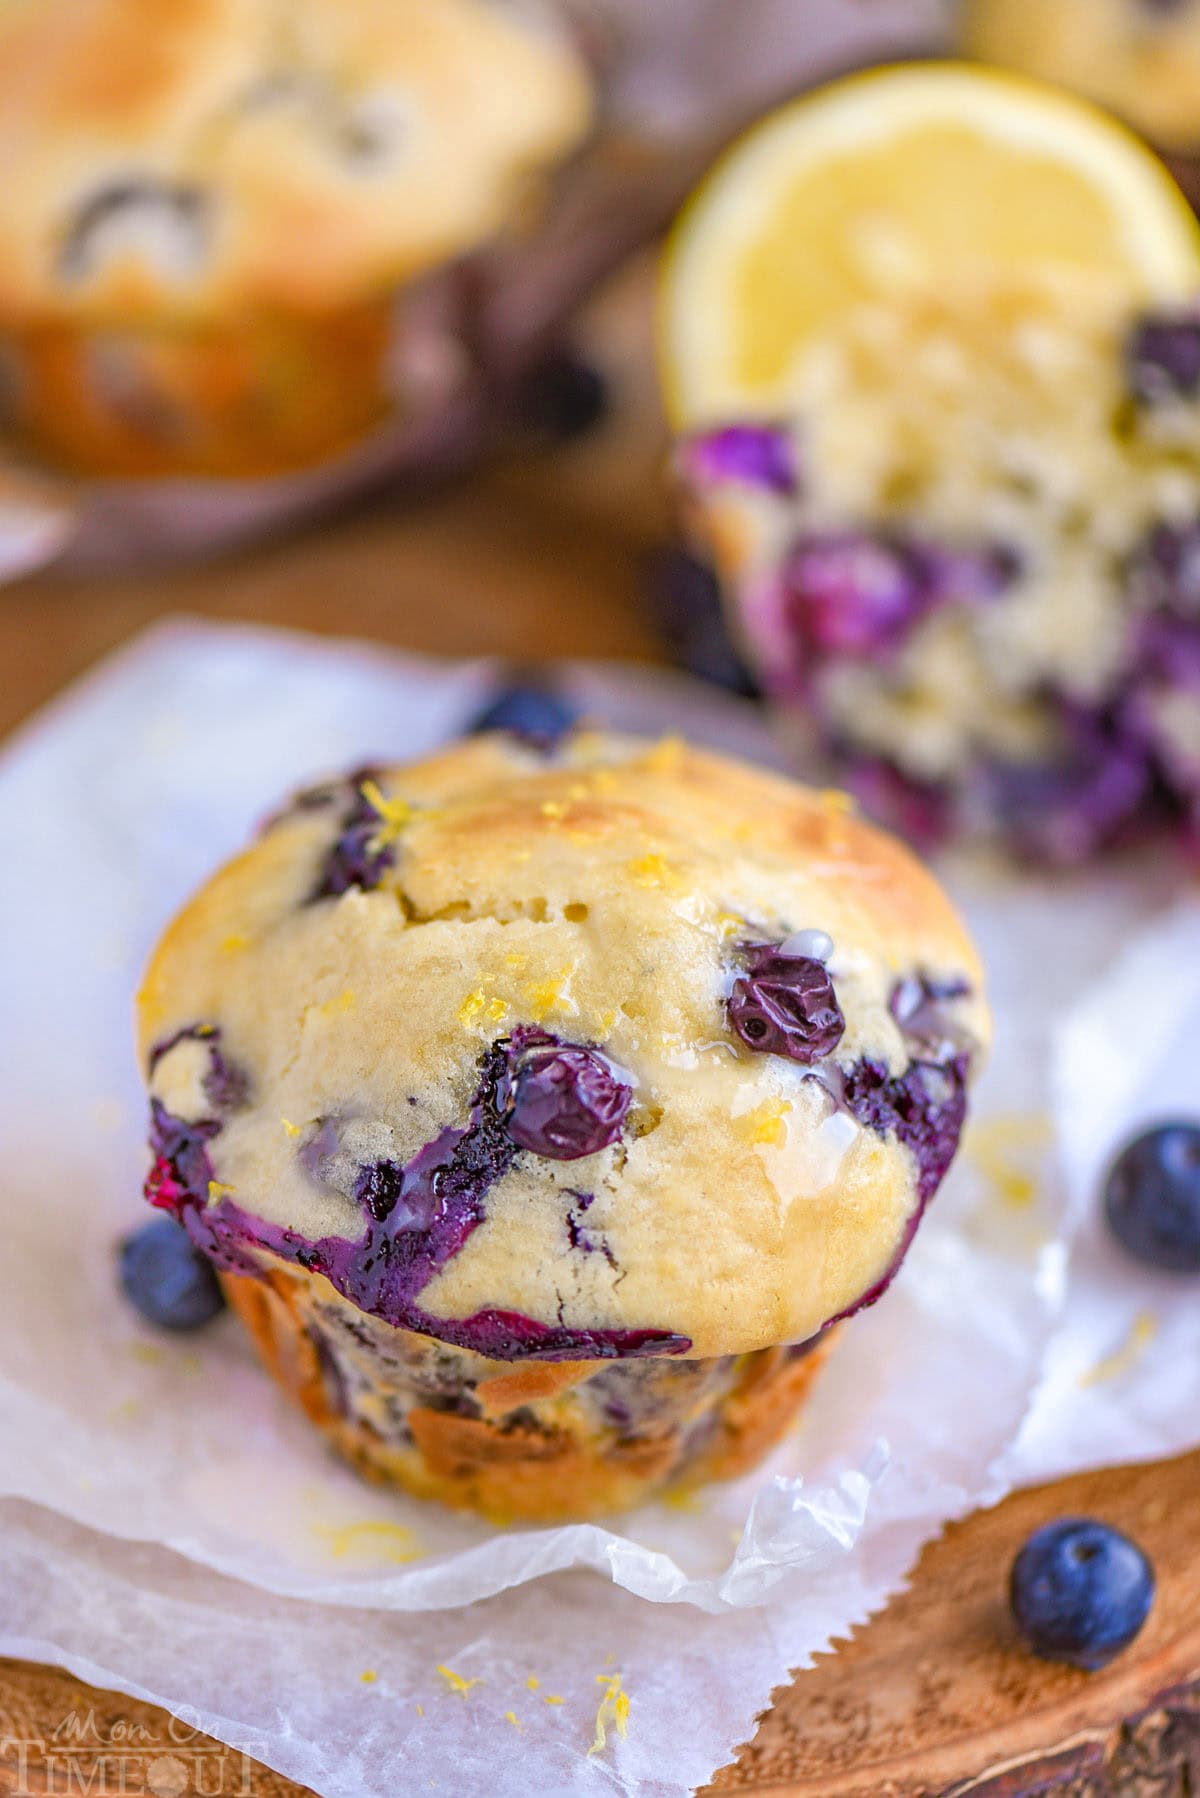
left=1, top=258, right=1196, bottom=1797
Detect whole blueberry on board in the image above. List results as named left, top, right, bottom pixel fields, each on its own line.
left=1103, top=1121, right=1200, bottom=1272
left=119, top=1216, right=226, bottom=1331
left=1009, top=1518, right=1155, bottom=1671
left=468, top=681, right=580, bottom=750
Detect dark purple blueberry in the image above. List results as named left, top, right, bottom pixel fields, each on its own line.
left=468, top=681, right=579, bottom=750
left=678, top=424, right=798, bottom=496
left=728, top=942, right=845, bottom=1064
left=311, top=779, right=395, bottom=900
left=354, top=1160, right=405, bottom=1223
left=1127, top=309, right=1200, bottom=405
left=644, top=545, right=760, bottom=696
left=502, top=1042, right=631, bottom=1160
left=1127, top=520, right=1200, bottom=619
left=510, top=349, right=610, bottom=441
left=119, top=1216, right=225, bottom=1331
left=782, top=530, right=929, bottom=659
left=1010, top=1519, right=1154, bottom=1671
left=987, top=714, right=1152, bottom=865
left=1103, top=1122, right=1200, bottom=1272
left=1135, top=608, right=1200, bottom=686
left=843, top=1055, right=968, bottom=1205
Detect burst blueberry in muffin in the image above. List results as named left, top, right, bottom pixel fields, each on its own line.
left=0, top=0, right=590, bottom=477
left=135, top=731, right=988, bottom=1521
left=678, top=292, right=1200, bottom=863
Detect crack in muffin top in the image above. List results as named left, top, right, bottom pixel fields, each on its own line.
left=138, top=730, right=989, bottom=1359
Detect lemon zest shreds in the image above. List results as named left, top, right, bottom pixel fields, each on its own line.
left=589, top=1673, right=630, bottom=1756
left=315, top=1520, right=421, bottom=1564
left=544, top=1694, right=564, bottom=1706
left=504, top=1712, right=522, bottom=1729
left=359, top=1670, right=377, bottom=1684
left=526, top=1675, right=540, bottom=1691
left=360, top=779, right=413, bottom=856
left=281, top=1117, right=302, bottom=1138
left=437, top=1665, right=480, bottom=1697
left=1079, top=1312, right=1158, bottom=1388
left=207, top=1180, right=235, bottom=1200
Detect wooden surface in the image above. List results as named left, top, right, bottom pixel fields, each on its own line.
left=2, top=258, right=1198, bottom=1797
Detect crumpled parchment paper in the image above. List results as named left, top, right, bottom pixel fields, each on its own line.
left=0, top=619, right=1193, bottom=1797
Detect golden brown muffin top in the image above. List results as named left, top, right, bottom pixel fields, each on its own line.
left=0, top=0, right=591, bottom=324
left=139, top=732, right=988, bottom=1359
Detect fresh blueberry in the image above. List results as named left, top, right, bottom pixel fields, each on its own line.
left=728, top=943, right=846, bottom=1064
left=502, top=1042, right=631, bottom=1160
left=119, top=1216, right=226, bottom=1331
left=644, top=546, right=760, bottom=696
left=468, top=681, right=579, bottom=750
left=1127, top=309, right=1200, bottom=405
left=510, top=349, right=610, bottom=441
left=1103, top=1122, right=1200, bottom=1272
left=678, top=424, right=798, bottom=495
left=1009, top=1519, right=1155, bottom=1671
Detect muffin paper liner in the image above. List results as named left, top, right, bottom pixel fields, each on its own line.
left=0, top=620, right=1195, bottom=1797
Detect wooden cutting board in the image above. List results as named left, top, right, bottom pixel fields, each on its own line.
left=1, top=256, right=1195, bottom=1798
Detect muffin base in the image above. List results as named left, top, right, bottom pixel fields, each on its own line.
left=221, top=1264, right=837, bottom=1523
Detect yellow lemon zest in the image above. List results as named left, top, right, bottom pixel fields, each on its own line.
left=526, top=1675, right=540, bottom=1691
left=207, top=1180, right=236, bottom=1200
left=540, top=800, right=569, bottom=821
left=626, top=853, right=679, bottom=890
left=359, top=1671, right=377, bottom=1685
left=735, top=1098, right=792, bottom=1148
left=504, top=1712, right=522, bottom=1730
left=1079, top=1312, right=1158, bottom=1388
left=315, top=1520, right=421, bottom=1565
left=219, top=933, right=248, bottom=953
left=589, top=1673, right=629, bottom=1756
left=281, top=1117, right=302, bottom=1138
left=437, top=1665, right=480, bottom=1697
left=543, top=1694, right=564, bottom=1707
left=968, top=1113, right=1052, bottom=1210
left=523, top=974, right=574, bottom=1021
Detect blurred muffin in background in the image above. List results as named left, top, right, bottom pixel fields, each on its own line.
left=961, top=0, right=1200, bottom=158
left=0, top=0, right=591, bottom=478
left=661, top=64, right=1200, bottom=863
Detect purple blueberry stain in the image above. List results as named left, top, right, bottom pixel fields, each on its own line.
left=565, top=1191, right=617, bottom=1269
left=728, top=941, right=845, bottom=1065
left=145, top=1030, right=682, bottom=1361
left=679, top=423, right=799, bottom=496
left=148, top=1024, right=250, bottom=1114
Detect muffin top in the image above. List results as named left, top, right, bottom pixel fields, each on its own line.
left=138, top=731, right=988, bottom=1361
left=0, top=0, right=591, bottom=325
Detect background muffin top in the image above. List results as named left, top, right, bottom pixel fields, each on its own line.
left=0, top=0, right=592, bottom=324
left=139, top=732, right=988, bottom=1360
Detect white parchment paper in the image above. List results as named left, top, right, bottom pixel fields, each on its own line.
left=0, top=620, right=1195, bottom=1796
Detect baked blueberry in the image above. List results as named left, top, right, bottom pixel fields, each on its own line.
left=728, top=942, right=845, bottom=1064
left=1009, top=1518, right=1155, bottom=1671
left=1103, top=1122, right=1200, bottom=1272
left=645, top=546, right=760, bottom=696
left=502, top=1041, right=631, bottom=1159
left=119, top=1216, right=226, bottom=1331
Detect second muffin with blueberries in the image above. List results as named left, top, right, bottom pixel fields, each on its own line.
left=137, top=727, right=988, bottom=1522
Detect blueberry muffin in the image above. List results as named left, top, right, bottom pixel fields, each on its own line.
left=962, top=0, right=1200, bottom=156
left=137, top=731, right=987, bottom=1521
left=678, top=288, right=1200, bottom=863
left=0, top=0, right=590, bottom=477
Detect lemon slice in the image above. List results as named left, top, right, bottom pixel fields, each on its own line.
left=659, top=61, right=1200, bottom=427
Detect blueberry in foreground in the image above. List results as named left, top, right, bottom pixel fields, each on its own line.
left=468, top=681, right=580, bottom=749
left=119, top=1216, right=226, bottom=1330
left=1103, top=1122, right=1200, bottom=1272
left=1009, top=1519, right=1154, bottom=1671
